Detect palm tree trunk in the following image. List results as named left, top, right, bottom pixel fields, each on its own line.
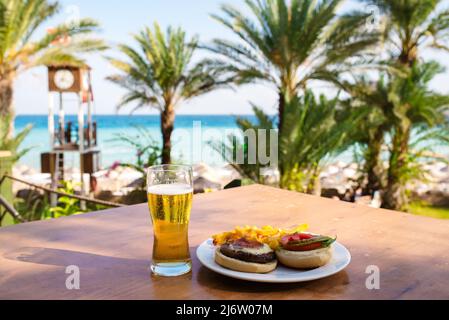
left=277, top=87, right=295, bottom=181
left=278, top=92, right=285, bottom=134
left=0, top=78, right=14, bottom=138
left=277, top=86, right=296, bottom=133
left=363, top=128, right=384, bottom=196
left=161, top=107, right=175, bottom=164
left=278, top=92, right=286, bottom=180
left=306, top=164, right=321, bottom=196
left=381, top=54, right=416, bottom=211
left=382, top=126, right=410, bottom=211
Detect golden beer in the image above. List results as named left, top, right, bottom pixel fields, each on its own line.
left=147, top=182, right=193, bottom=276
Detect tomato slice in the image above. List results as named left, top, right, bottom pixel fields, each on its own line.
left=280, top=233, right=313, bottom=247
left=280, top=233, right=328, bottom=251
left=282, top=242, right=323, bottom=251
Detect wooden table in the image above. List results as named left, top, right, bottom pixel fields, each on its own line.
left=0, top=185, right=448, bottom=300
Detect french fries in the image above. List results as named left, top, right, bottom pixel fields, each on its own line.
left=212, top=224, right=309, bottom=250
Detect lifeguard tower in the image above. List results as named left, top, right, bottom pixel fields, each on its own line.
left=41, top=65, right=101, bottom=205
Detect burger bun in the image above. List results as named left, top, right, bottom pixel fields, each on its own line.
left=215, top=249, right=277, bottom=274
left=276, top=246, right=332, bottom=269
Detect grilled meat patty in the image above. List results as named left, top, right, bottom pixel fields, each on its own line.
left=220, top=238, right=276, bottom=264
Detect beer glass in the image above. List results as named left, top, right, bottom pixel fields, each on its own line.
left=147, top=165, right=193, bottom=277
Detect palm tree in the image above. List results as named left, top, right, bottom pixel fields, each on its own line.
left=206, top=0, right=379, bottom=177
left=107, top=23, right=228, bottom=164
left=279, top=92, right=364, bottom=192
left=337, top=75, right=393, bottom=196
left=0, top=0, right=106, bottom=137
left=211, top=106, right=276, bottom=185
left=383, top=61, right=449, bottom=210
left=217, top=92, right=364, bottom=193
left=362, top=0, right=449, bottom=210
left=364, top=0, right=449, bottom=67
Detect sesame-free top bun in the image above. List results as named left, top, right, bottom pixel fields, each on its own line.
left=276, top=247, right=332, bottom=269
left=215, top=249, right=277, bottom=274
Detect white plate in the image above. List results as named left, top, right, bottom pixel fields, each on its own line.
left=196, top=239, right=351, bottom=283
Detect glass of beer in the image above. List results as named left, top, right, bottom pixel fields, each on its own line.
left=147, top=165, right=193, bottom=277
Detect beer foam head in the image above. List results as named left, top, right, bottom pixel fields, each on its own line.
left=148, top=183, right=193, bottom=195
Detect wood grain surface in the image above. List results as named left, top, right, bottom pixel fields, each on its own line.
left=0, top=185, right=448, bottom=300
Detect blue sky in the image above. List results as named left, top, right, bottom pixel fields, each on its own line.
left=14, top=0, right=449, bottom=115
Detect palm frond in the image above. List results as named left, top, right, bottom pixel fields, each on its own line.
left=207, top=0, right=379, bottom=101
left=107, top=23, right=228, bottom=114
left=1, top=1, right=106, bottom=74
left=211, top=105, right=276, bottom=183
left=30, top=37, right=107, bottom=67
left=0, top=114, right=34, bottom=163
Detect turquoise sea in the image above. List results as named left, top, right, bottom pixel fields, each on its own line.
left=15, top=115, right=259, bottom=169
left=15, top=115, right=448, bottom=170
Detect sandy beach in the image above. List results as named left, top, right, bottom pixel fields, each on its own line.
left=12, top=160, right=449, bottom=207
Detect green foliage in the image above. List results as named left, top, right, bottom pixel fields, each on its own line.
left=48, top=182, right=108, bottom=218
left=335, top=0, right=449, bottom=209
left=339, top=61, right=449, bottom=201
left=279, top=92, right=366, bottom=192
left=14, top=190, right=50, bottom=222
left=211, top=106, right=276, bottom=184
left=0, top=115, right=33, bottom=162
left=206, top=0, right=378, bottom=193
left=389, top=61, right=449, bottom=128
left=206, top=0, right=379, bottom=106
left=338, top=73, right=399, bottom=194
left=362, top=0, right=449, bottom=60
left=385, top=61, right=449, bottom=205
left=396, top=124, right=449, bottom=185
left=0, top=0, right=106, bottom=141
left=408, top=202, right=449, bottom=220
left=217, top=91, right=365, bottom=193
left=109, top=125, right=161, bottom=188
left=13, top=182, right=108, bottom=223
left=107, top=22, right=229, bottom=113
left=110, top=125, right=161, bottom=170
left=46, top=181, right=84, bottom=218
left=0, top=0, right=106, bottom=73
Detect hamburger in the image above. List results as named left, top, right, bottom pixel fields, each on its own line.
left=215, top=238, right=277, bottom=273
left=276, top=233, right=336, bottom=269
